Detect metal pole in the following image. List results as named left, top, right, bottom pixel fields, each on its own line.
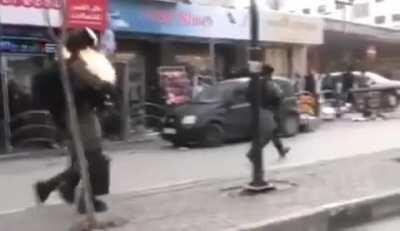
left=0, top=8, right=12, bottom=153
left=245, top=0, right=275, bottom=192
left=209, top=39, right=216, bottom=80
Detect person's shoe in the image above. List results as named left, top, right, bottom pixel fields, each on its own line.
left=58, top=182, right=75, bottom=204
left=279, top=147, right=290, bottom=158
left=34, top=182, right=52, bottom=204
left=93, top=198, right=108, bottom=212
left=78, top=197, right=108, bottom=214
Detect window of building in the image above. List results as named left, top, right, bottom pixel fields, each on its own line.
left=336, top=3, right=345, bottom=10
left=353, top=3, right=369, bottom=18
left=303, top=8, right=311, bottom=14
left=375, top=16, right=386, bottom=24
left=393, top=14, right=400, bottom=22
left=318, top=5, right=327, bottom=14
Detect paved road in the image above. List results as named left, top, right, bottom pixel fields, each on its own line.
left=342, top=216, right=400, bottom=231
left=1, top=118, right=400, bottom=213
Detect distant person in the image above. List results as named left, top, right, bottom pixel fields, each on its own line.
left=342, top=67, right=355, bottom=102
left=304, top=71, right=316, bottom=95
left=246, top=65, right=290, bottom=161
left=293, top=73, right=302, bottom=93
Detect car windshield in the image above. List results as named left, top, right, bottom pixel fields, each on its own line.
left=192, top=85, right=223, bottom=103
left=192, top=81, right=240, bottom=103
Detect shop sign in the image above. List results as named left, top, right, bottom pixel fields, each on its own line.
left=0, top=39, right=54, bottom=53
left=259, top=11, right=324, bottom=45
left=0, top=0, right=62, bottom=27
left=0, top=0, right=61, bottom=9
left=109, top=1, right=250, bottom=40
left=66, top=0, right=108, bottom=31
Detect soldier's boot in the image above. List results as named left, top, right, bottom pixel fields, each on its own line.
left=34, top=171, right=69, bottom=204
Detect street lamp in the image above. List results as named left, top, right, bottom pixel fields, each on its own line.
left=244, top=0, right=275, bottom=192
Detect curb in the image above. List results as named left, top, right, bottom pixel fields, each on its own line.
left=0, top=132, right=160, bottom=162
left=238, top=190, right=400, bottom=231
left=0, top=148, right=66, bottom=162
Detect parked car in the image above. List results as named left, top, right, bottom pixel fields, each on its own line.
left=161, top=77, right=301, bottom=147
left=321, top=71, right=400, bottom=95
left=320, top=71, right=400, bottom=115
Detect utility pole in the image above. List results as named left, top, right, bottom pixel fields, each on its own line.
left=245, top=0, right=275, bottom=192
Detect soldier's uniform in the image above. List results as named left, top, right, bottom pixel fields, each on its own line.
left=33, top=28, right=115, bottom=213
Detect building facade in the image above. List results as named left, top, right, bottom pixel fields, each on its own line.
left=285, top=0, right=400, bottom=29
left=0, top=0, right=324, bottom=152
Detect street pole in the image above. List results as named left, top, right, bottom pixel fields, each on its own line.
left=245, top=0, right=275, bottom=192
left=0, top=9, right=12, bottom=154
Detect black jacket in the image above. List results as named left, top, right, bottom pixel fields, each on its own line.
left=247, top=76, right=283, bottom=109
left=32, top=62, right=117, bottom=130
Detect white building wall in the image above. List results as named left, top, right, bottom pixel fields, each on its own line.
left=276, top=0, right=400, bottom=30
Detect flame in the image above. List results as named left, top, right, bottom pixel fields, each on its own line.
left=62, top=47, right=71, bottom=59
left=78, top=48, right=116, bottom=84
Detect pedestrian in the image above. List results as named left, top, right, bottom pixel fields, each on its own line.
left=293, top=73, right=302, bottom=93
left=33, top=28, right=116, bottom=214
left=342, top=66, right=355, bottom=102
left=246, top=65, right=290, bottom=161
left=304, top=71, right=317, bottom=95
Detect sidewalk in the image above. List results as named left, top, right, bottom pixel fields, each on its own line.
left=2, top=149, right=400, bottom=231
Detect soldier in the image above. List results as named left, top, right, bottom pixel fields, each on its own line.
left=33, top=28, right=116, bottom=213
left=246, top=65, right=290, bottom=161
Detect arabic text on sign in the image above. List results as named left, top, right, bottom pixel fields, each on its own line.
left=0, top=0, right=61, bottom=9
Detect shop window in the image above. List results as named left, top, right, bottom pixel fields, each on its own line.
left=353, top=3, right=369, bottom=18
left=175, top=55, right=212, bottom=76
left=318, top=5, right=327, bottom=14
left=375, top=16, right=386, bottom=24
left=336, top=3, right=344, bottom=10
left=3, top=55, right=45, bottom=115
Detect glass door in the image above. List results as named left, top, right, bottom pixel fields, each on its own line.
left=1, top=54, right=48, bottom=152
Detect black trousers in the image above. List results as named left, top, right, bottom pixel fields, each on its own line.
left=270, top=107, right=285, bottom=153
left=246, top=108, right=281, bottom=161
left=40, top=111, right=110, bottom=199
left=42, top=148, right=110, bottom=197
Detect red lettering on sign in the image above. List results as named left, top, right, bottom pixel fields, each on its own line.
left=0, top=0, right=61, bottom=9
left=179, top=12, right=213, bottom=27
left=66, top=0, right=107, bottom=31
left=146, top=10, right=174, bottom=24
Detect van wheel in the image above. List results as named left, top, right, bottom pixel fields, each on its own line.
left=203, top=123, right=224, bottom=147
left=282, top=115, right=299, bottom=137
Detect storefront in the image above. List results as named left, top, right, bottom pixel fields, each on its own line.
left=258, top=11, right=324, bottom=78
left=107, top=0, right=250, bottom=140
left=0, top=1, right=63, bottom=152
left=314, top=19, right=400, bottom=78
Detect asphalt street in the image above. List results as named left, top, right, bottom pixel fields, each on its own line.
left=1, top=117, right=400, bottom=214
